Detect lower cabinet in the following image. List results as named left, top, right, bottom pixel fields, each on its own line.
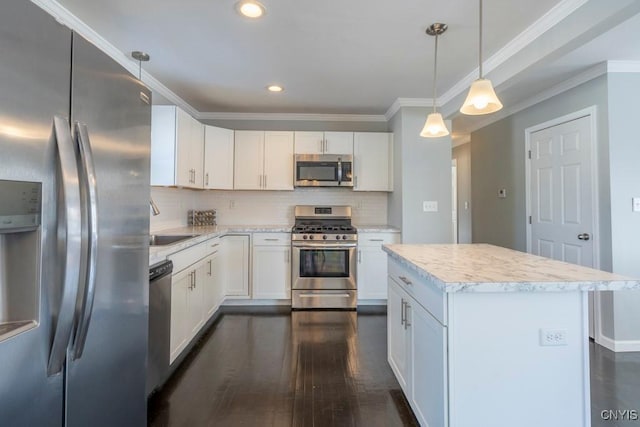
left=221, top=235, right=250, bottom=297
left=357, top=232, right=400, bottom=300
left=252, top=233, right=291, bottom=299
left=170, top=263, right=205, bottom=364
left=202, top=249, right=221, bottom=319
left=388, top=276, right=448, bottom=427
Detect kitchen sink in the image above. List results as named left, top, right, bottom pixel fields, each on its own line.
left=149, top=234, right=198, bottom=246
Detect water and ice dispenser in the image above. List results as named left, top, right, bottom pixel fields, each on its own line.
left=0, top=179, right=42, bottom=341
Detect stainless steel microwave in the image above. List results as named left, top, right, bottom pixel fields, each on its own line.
left=294, top=154, right=353, bottom=187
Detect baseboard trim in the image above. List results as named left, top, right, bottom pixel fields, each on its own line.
left=597, top=334, right=640, bottom=352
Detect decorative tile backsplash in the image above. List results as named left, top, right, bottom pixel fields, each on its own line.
left=150, top=187, right=388, bottom=232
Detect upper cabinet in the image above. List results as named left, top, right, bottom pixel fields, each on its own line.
left=234, top=131, right=294, bottom=190
left=294, top=131, right=353, bottom=155
left=151, top=105, right=204, bottom=189
left=353, top=132, right=393, bottom=192
left=204, top=125, right=234, bottom=190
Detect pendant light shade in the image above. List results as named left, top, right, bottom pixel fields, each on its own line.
left=460, top=0, right=503, bottom=116
left=420, top=112, right=449, bottom=137
left=420, top=23, right=449, bottom=139
left=459, top=78, right=503, bottom=115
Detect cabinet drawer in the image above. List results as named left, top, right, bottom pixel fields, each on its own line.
left=169, top=237, right=218, bottom=273
left=253, top=232, right=291, bottom=246
left=388, top=259, right=447, bottom=325
left=358, top=232, right=400, bottom=247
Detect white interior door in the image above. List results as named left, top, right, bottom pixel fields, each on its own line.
left=529, top=114, right=596, bottom=336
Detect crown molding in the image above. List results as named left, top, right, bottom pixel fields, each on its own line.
left=606, top=60, right=640, bottom=73
left=384, top=98, right=435, bottom=120
left=30, top=0, right=198, bottom=117
left=198, top=112, right=387, bottom=122
left=439, top=0, right=589, bottom=106
left=465, top=61, right=608, bottom=134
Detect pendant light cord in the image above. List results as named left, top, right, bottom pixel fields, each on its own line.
left=479, top=0, right=483, bottom=78
left=432, top=33, right=439, bottom=113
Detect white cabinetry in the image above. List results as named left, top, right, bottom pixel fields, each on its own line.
left=294, top=131, right=353, bottom=155
left=353, top=132, right=393, bottom=191
left=357, top=232, right=400, bottom=300
left=252, top=233, right=291, bottom=299
left=151, top=105, right=204, bottom=189
left=221, top=235, right=250, bottom=297
left=203, top=125, right=234, bottom=189
left=202, top=241, right=222, bottom=318
left=388, top=274, right=448, bottom=427
left=234, top=131, right=294, bottom=190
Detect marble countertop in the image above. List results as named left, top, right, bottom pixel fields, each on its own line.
left=354, top=225, right=401, bottom=233
left=149, top=224, right=292, bottom=265
left=382, top=243, right=640, bottom=293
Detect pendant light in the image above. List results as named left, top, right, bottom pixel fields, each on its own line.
left=460, top=0, right=503, bottom=115
left=420, top=23, right=449, bottom=138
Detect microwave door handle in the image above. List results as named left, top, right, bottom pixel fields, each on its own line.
left=71, top=122, right=99, bottom=360
left=337, top=157, right=342, bottom=186
left=47, top=115, right=82, bottom=376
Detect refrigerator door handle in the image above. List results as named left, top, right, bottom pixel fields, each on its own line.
left=47, top=116, right=83, bottom=376
left=71, top=122, right=99, bottom=360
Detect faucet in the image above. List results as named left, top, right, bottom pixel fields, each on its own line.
left=150, top=198, right=160, bottom=216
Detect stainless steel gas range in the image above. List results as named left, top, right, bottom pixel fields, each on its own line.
left=291, top=205, right=357, bottom=309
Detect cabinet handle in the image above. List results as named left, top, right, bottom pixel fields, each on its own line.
left=259, top=174, right=262, bottom=188
left=265, top=238, right=279, bottom=241
left=398, top=276, right=413, bottom=286
left=205, top=172, right=209, bottom=186
left=208, top=260, right=212, bottom=276
left=358, top=249, right=361, bottom=263
left=211, top=243, right=219, bottom=248
left=400, top=299, right=406, bottom=325
left=404, top=303, right=411, bottom=330
left=369, top=239, right=384, bottom=242
left=264, top=174, right=267, bottom=188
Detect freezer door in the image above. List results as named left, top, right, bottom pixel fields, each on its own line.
left=65, top=34, right=151, bottom=427
left=0, top=0, right=71, bottom=425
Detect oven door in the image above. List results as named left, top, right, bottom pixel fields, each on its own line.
left=292, top=242, right=357, bottom=290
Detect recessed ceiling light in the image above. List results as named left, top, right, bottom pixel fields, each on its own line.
left=267, top=85, right=284, bottom=93
left=236, top=1, right=266, bottom=18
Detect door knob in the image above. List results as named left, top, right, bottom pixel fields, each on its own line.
left=577, top=233, right=590, bottom=241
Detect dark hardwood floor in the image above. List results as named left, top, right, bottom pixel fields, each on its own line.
left=149, top=310, right=640, bottom=427
left=148, top=310, right=418, bottom=427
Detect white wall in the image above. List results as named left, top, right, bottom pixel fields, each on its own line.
left=150, top=187, right=388, bottom=232
left=388, top=107, right=452, bottom=244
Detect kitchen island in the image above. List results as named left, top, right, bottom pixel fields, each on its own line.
left=382, top=243, right=640, bottom=427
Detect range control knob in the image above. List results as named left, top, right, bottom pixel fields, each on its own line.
left=323, top=235, right=327, bottom=240
left=335, top=235, right=341, bottom=240
left=342, top=235, right=348, bottom=240
left=309, top=235, right=314, bottom=240
left=303, top=235, right=308, bottom=240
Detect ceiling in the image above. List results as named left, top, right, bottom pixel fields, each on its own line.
left=47, top=0, right=640, bottom=134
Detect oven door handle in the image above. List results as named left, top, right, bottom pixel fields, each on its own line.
left=292, top=243, right=357, bottom=249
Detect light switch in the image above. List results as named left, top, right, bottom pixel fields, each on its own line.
left=633, top=197, right=640, bottom=212
left=498, top=189, right=507, bottom=199
left=423, top=201, right=438, bottom=212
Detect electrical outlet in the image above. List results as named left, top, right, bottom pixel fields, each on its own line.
left=633, top=197, right=640, bottom=212
left=229, top=200, right=235, bottom=209
left=498, top=188, right=507, bottom=199
left=423, top=201, right=438, bottom=212
left=539, top=329, right=567, bottom=346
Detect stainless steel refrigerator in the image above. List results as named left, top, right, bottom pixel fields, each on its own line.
left=0, top=0, right=150, bottom=425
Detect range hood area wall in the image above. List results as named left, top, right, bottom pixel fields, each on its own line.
left=149, top=187, right=388, bottom=232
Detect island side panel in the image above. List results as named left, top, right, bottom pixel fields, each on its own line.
left=447, top=291, right=590, bottom=427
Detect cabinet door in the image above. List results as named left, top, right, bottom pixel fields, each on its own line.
left=187, top=263, right=206, bottom=341
left=204, top=126, right=234, bottom=189
left=234, top=131, right=265, bottom=190
left=253, top=245, right=290, bottom=299
left=353, top=132, right=393, bottom=191
left=294, top=131, right=323, bottom=154
left=150, top=105, right=177, bottom=186
left=358, top=246, right=388, bottom=299
left=190, top=118, right=205, bottom=189
left=388, top=278, right=409, bottom=392
left=175, top=108, right=193, bottom=187
left=170, top=269, right=190, bottom=364
left=409, top=302, right=448, bottom=427
left=264, top=131, right=294, bottom=190
left=324, top=131, right=353, bottom=155
left=222, top=235, right=250, bottom=297
left=202, top=251, right=220, bottom=319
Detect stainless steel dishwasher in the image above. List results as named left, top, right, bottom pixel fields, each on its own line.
left=147, top=260, right=173, bottom=396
